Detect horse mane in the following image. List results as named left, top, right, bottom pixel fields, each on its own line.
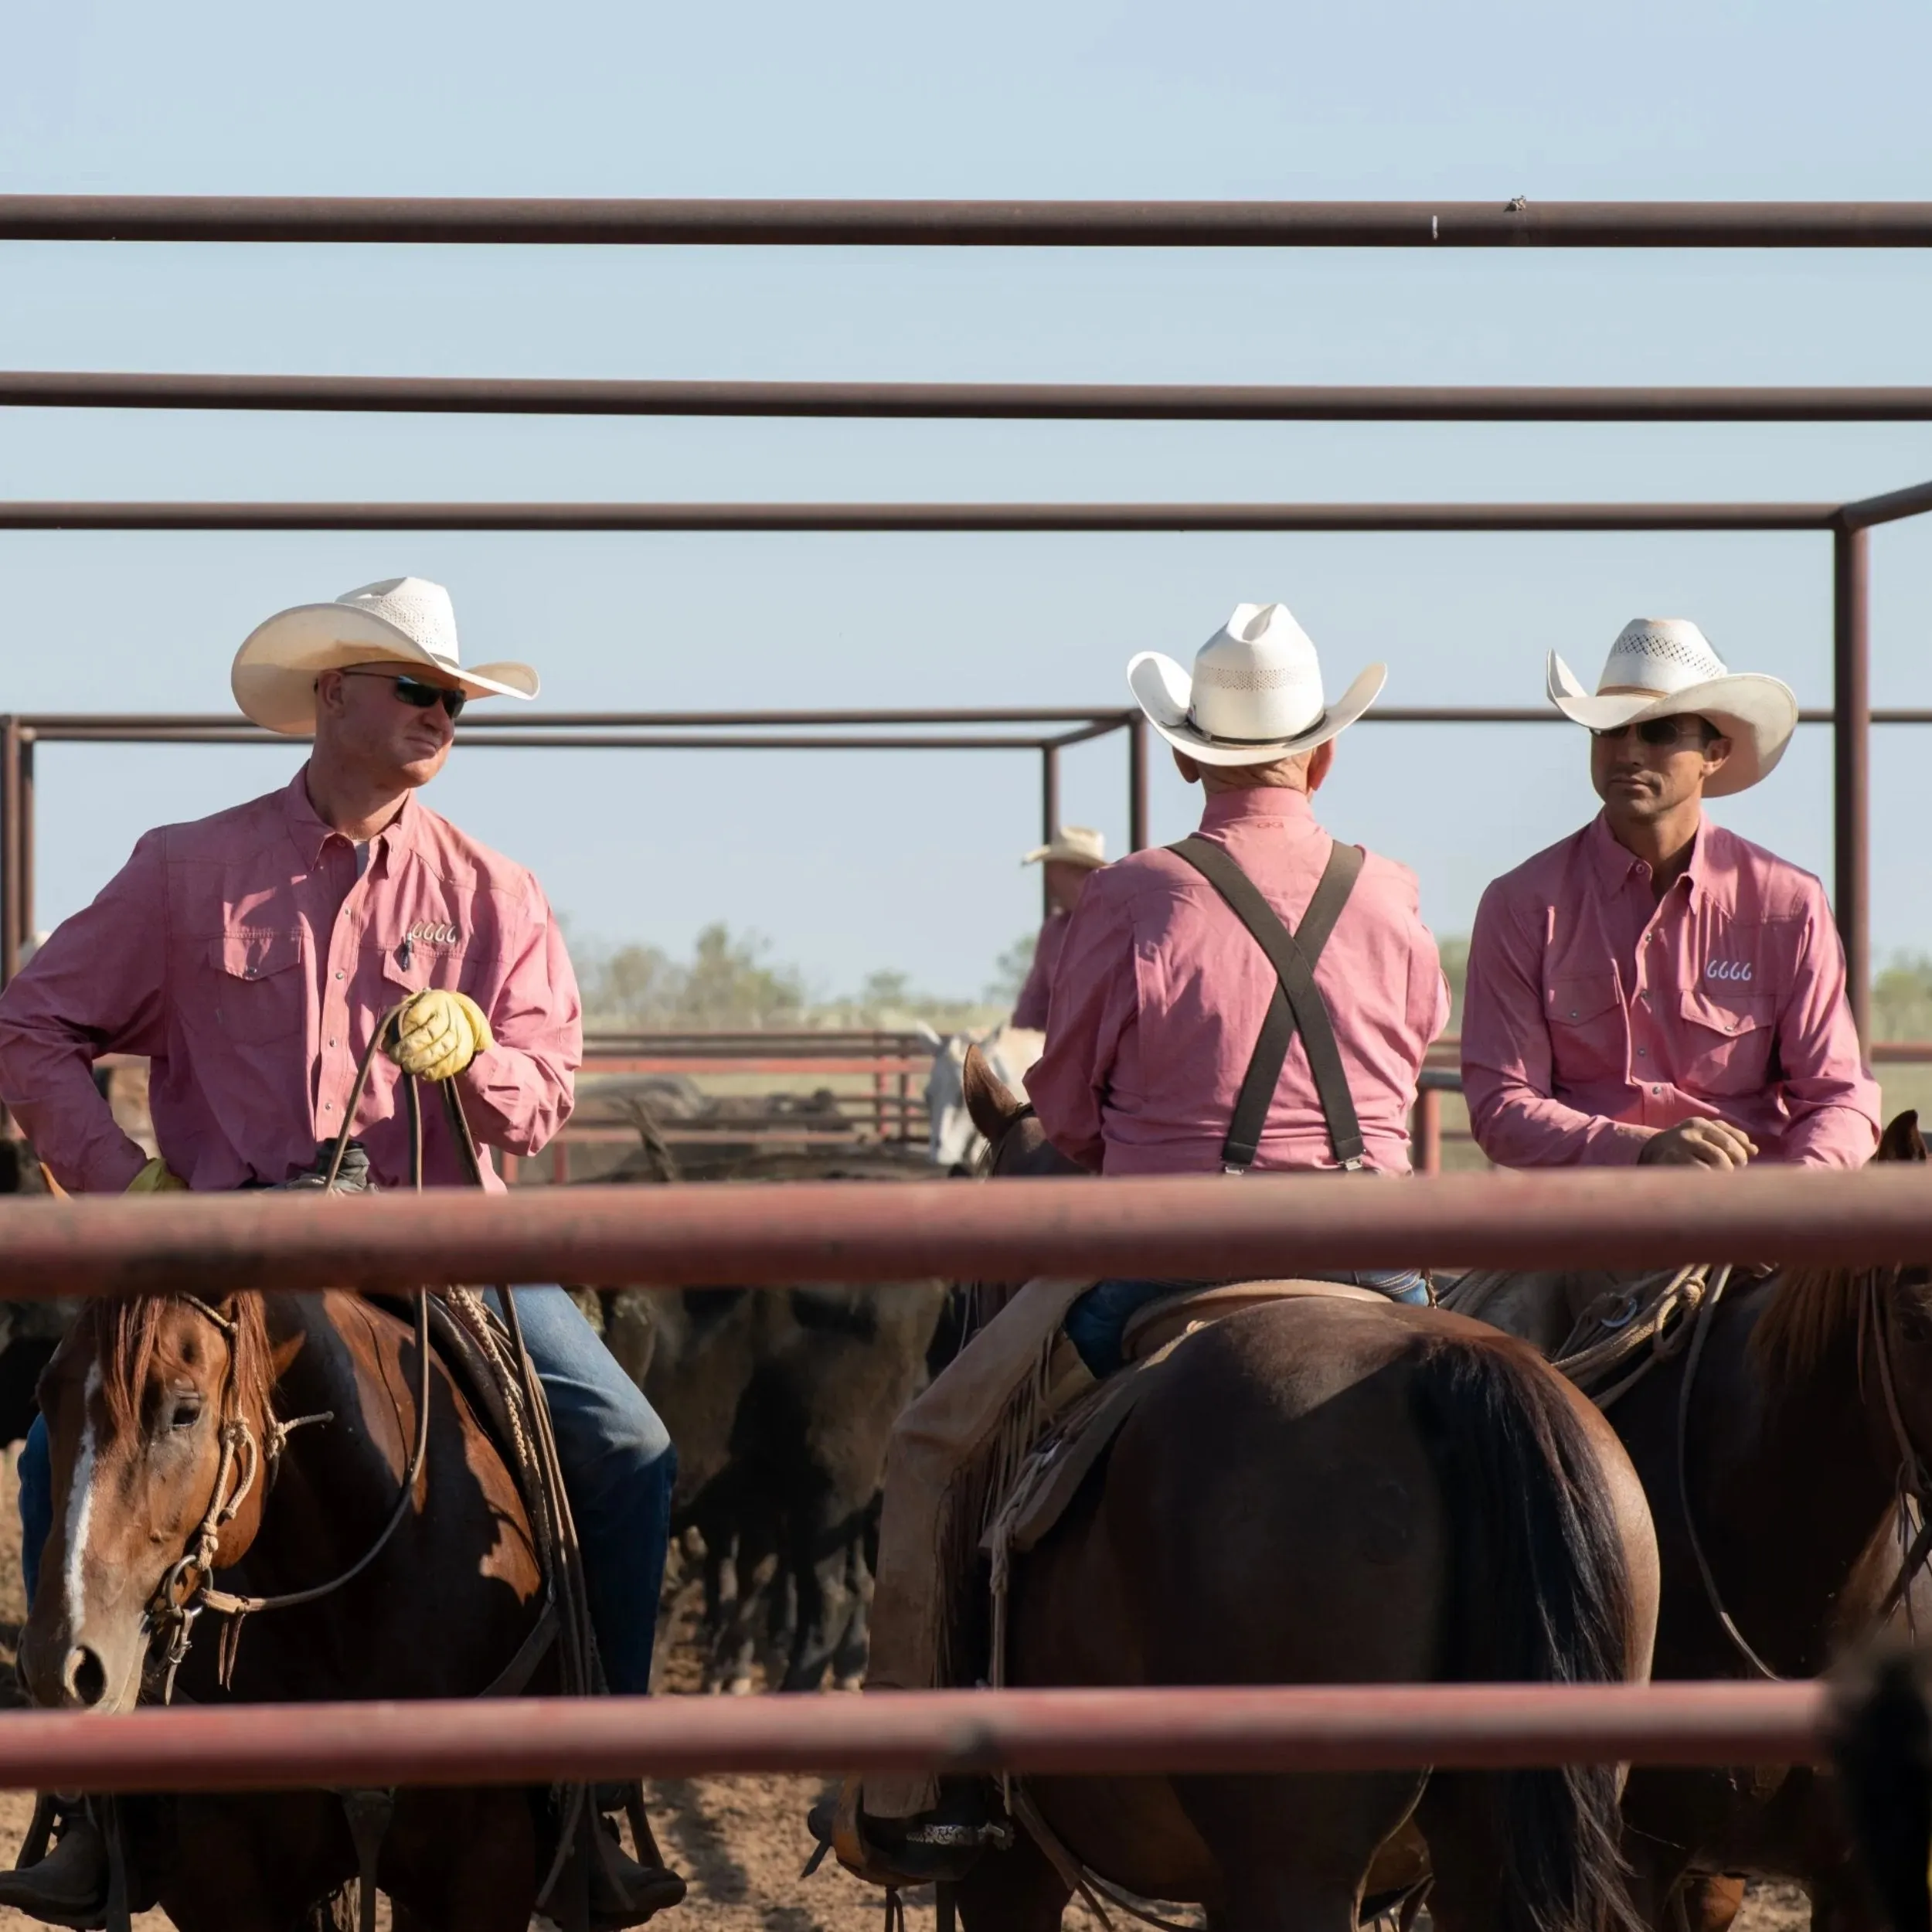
left=1750, top=1108, right=1928, bottom=1389
left=1750, top=1264, right=1868, bottom=1389
left=79, top=1291, right=274, bottom=1432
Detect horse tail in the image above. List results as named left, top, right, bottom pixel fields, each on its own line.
left=1410, top=1332, right=1645, bottom=1932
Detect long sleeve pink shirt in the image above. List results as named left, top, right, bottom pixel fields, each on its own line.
left=0, top=768, right=580, bottom=1193
left=1026, top=787, right=1450, bottom=1175
left=1461, top=811, right=1877, bottom=1169
left=1010, top=912, right=1070, bottom=1031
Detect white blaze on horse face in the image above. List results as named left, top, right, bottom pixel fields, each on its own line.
left=62, top=1362, right=101, bottom=1634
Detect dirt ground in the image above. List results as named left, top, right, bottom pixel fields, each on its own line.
left=0, top=1447, right=1809, bottom=1932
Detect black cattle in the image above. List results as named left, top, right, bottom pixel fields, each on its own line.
left=581, top=1128, right=951, bottom=1692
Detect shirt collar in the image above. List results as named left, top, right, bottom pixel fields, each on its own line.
left=1199, top=787, right=1318, bottom=832
left=1586, top=808, right=1709, bottom=905
left=282, top=766, right=420, bottom=872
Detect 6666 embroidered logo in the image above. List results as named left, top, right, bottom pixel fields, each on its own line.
left=1706, top=959, right=1753, bottom=982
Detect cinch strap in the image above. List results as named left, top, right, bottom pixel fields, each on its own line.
left=1167, top=835, right=1366, bottom=1173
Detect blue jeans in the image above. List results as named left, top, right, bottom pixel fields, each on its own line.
left=20, top=1285, right=674, bottom=1698
left=1064, top=1269, right=1432, bottom=1379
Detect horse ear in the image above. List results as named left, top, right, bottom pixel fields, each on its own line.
left=961, top=1044, right=1025, bottom=1145
left=1876, top=1110, right=1927, bottom=1164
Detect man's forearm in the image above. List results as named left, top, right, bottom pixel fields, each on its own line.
left=457, top=1042, right=576, bottom=1155
left=0, top=1042, right=148, bottom=1192
left=1466, top=1074, right=1651, bottom=1168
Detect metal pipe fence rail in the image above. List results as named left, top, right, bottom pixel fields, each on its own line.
left=0, top=1685, right=1830, bottom=1794
left=4, top=195, right=1932, bottom=247
left=6, top=1167, right=1932, bottom=1300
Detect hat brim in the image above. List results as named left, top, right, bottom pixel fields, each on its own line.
left=232, top=603, right=540, bottom=737
left=1546, top=651, right=1798, bottom=797
left=1128, top=652, right=1386, bottom=767
left=1021, top=845, right=1107, bottom=869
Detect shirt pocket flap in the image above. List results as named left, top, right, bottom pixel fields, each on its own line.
left=1681, top=985, right=1774, bottom=1039
left=210, top=929, right=304, bottom=981
left=1547, top=974, right=1619, bottom=1027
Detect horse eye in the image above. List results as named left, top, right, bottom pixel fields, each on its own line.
left=168, top=1393, right=203, bottom=1432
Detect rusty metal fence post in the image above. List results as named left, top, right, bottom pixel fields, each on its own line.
left=1835, top=526, right=1872, bottom=1046
left=1128, top=716, right=1150, bottom=851
left=0, top=716, right=20, bottom=988
left=1040, top=743, right=1061, bottom=916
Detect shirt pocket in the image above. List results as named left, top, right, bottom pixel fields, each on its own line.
left=376, top=934, right=471, bottom=1005
left=1679, top=985, right=1777, bottom=1097
left=1546, top=972, right=1627, bottom=1086
left=206, top=930, right=307, bottom=1045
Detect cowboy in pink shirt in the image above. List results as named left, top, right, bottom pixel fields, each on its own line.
left=849, top=606, right=1449, bottom=1880
left=1009, top=825, right=1105, bottom=1031
left=1462, top=618, right=1878, bottom=1172
left=0, top=578, right=681, bottom=1927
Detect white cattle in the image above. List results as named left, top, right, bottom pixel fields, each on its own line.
left=921, top=1021, right=1046, bottom=1170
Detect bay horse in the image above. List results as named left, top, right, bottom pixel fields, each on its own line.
left=1546, top=1111, right=1932, bottom=1930
left=945, top=1051, right=1662, bottom=1932
left=19, top=1284, right=567, bottom=1931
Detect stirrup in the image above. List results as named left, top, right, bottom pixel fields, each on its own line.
left=808, top=1777, right=1007, bottom=1889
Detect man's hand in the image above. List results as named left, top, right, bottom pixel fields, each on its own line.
left=124, top=1157, right=186, bottom=1192
left=1638, top=1117, right=1758, bottom=1171
left=385, top=989, right=494, bottom=1083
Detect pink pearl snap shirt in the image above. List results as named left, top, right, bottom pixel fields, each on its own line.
left=1010, top=912, right=1069, bottom=1031
left=1025, top=788, right=1451, bottom=1175
left=0, top=769, right=580, bottom=1193
left=1461, top=811, right=1877, bottom=1168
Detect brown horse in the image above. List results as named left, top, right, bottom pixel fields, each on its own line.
left=1546, top=1111, right=1932, bottom=1930
left=947, top=1053, right=1662, bottom=1932
left=21, top=1285, right=562, bottom=1931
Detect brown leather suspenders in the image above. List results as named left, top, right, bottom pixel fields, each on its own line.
left=1166, top=835, right=1367, bottom=1173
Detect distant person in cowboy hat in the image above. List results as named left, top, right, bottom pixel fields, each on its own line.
left=0, top=578, right=682, bottom=1926
left=843, top=605, right=1450, bottom=1883
left=1010, top=825, right=1106, bottom=1030
left=1461, top=617, right=1877, bottom=1178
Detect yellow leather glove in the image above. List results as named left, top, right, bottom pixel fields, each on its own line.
left=125, top=1157, right=187, bottom=1193
left=386, top=988, right=495, bottom=1083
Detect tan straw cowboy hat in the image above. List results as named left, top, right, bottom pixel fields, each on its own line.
left=1128, top=603, right=1385, bottom=768
left=1546, top=618, right=1798, bottom=798
left=1022, top=826, right=1107, bottom=869
left=233, top=577, right=540, bottom=736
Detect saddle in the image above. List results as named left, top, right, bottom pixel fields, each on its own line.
left=1442, top=1264, right=1719, bottom=1406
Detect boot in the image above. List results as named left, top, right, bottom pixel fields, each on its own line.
left=0, top=1802, right=111, bottom=1930
left=587, top=1790, right=686, bottom=1930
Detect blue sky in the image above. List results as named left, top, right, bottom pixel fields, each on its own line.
left=3, top=0, right=1930, bottom=995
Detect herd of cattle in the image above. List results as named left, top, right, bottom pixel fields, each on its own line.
left=0, top=1034, right=1018, bottom=1696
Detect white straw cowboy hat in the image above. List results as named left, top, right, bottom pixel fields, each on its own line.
left=1546, top=618, right=1798, bottom=798
left=232, top=577, right=541, bottom=737
left=1022, top=826, right=1107, bottom=869
left=1128, top=604, right=1386, bottom=769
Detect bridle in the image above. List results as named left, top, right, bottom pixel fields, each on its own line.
left=1675, top=1261, right=1932, bottom=1682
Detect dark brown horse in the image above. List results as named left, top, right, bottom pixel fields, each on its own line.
left=947, top=1053, right=1662, bottom=1932
left=1551, top=1111, right=1932, bottom=1930
left=21, top=1285, right=561, bottom=1931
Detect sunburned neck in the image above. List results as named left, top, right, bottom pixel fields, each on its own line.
left=303, top=756, right=410, bottom=844
left=1607, top=802, right=1702, bottom=901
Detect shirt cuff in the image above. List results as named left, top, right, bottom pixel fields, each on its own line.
left=1594, top=1122, right=1655, bottom=1166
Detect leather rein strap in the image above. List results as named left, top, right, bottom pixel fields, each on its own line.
left=1167, top=835, right=1366, bottom=1172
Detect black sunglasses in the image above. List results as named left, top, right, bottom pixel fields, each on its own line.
left=336, top=670, right=468, bottom=721
left=1591, top=716, right=1713, bottom=748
